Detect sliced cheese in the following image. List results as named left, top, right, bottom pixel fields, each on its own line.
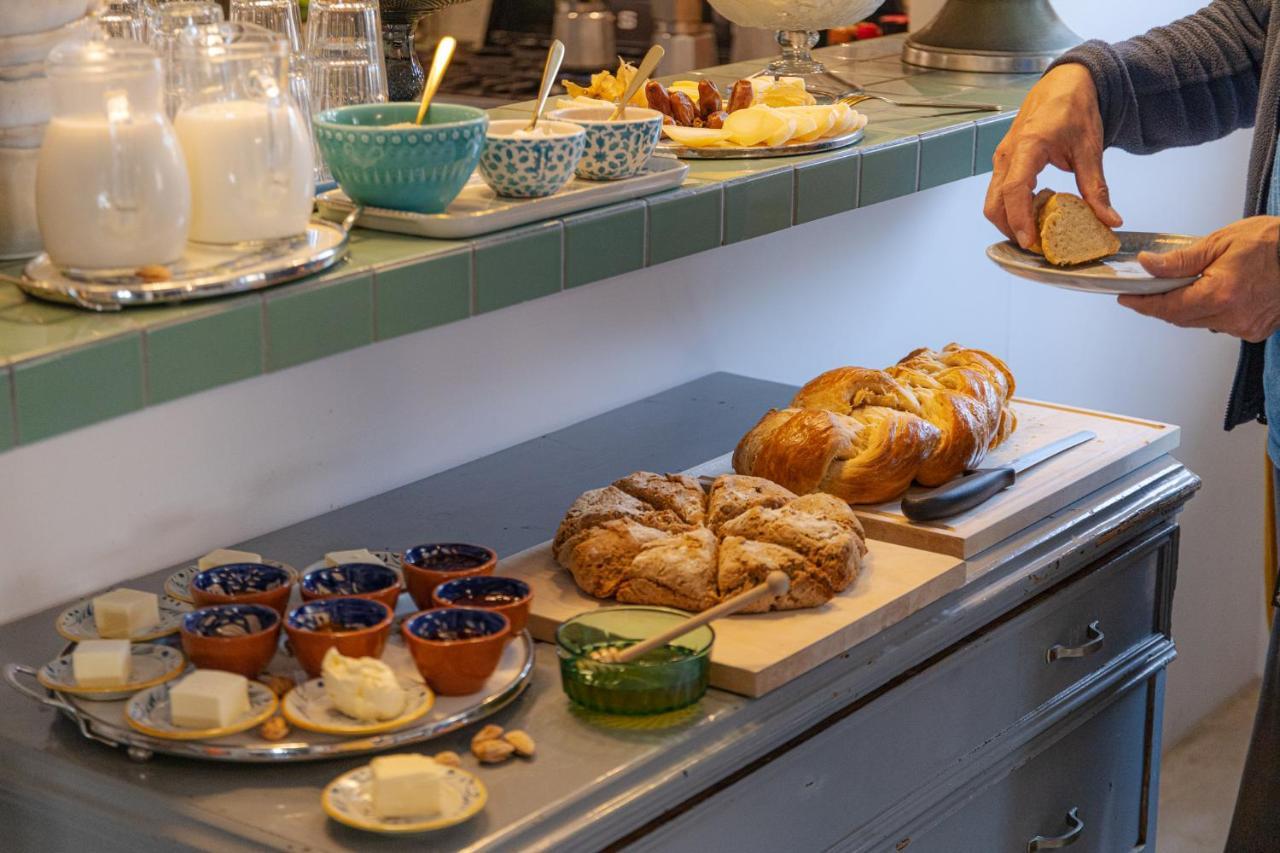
left=370, top=754, right=448, bottom=819
left=169, top=669, right=251, bottom=729
left=198, top=548, right=262, bottom=571
left=662, top=125, right=731, bottom=147
left=722, top=106, right=789, bottom=147
left=92, top=588, right=159, bottom=639
left=73, top=639, right=131, bottom=687
left=321, top=647, right=407, bottom=721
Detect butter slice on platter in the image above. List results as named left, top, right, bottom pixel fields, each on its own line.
left=56, top=594, right=190, bottom=643
left=37, top=643, right=186, bottom=701
left=988, top=231, right=1199, bottom=296
left=126, top=677, right=279, bottom=741
left=323, top=762, right=487, bottom=834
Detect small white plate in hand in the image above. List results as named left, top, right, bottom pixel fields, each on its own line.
left=987, top=231, right=1199, bottom=295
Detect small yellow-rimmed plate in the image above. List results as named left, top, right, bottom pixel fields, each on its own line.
left=125, top=679, right=279, bottom=740
left=164, top=559, right=299, bottom=603
left=322, top=763, right=487, bottom=834
left=282, top=678, right=434, bottom=735
left=56, top=596, right=191, bottom=643
left=37, top=643, right=186, bottom=701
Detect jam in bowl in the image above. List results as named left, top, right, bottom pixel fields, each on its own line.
left=431, top=575, right=532, bottom=634
left=401, top=542, right=497, bottom=608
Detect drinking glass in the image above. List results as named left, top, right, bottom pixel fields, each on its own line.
left=97, top=2, right=147, bottom=40
left=305, top=0, right=388, bottom=114
left=150, top=1, right=224, bottom=117
left=229, top=0, right=318, bottom=180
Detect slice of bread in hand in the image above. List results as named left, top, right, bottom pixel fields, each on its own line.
left=1029, top=190, right=1121, bottom=266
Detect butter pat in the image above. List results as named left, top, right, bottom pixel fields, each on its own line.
left=370, top=754, right=447, bottom=819
left=73, top=640, right=132, bottom=687
left=92, top=588, right=159, bottom=639
left=169, top=670, right=250, bottom=729
left=324, top=549, right=382, bottom=567
left=198, top=548, right=262, bottom=571
left=322, top=647, right=407, bottom=721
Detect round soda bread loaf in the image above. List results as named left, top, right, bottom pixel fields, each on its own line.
left=554, top=472, right=867, bottom=612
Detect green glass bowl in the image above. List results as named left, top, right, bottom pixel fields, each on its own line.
left=555, top=606, right=713, bottom=715
left=312, top=103, right=488, bottom=214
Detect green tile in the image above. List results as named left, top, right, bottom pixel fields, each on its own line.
left=647, top=186, right=722, bottom=266
left=145, top=300, right=263, bottom=405
left=975, top=114, right=1014, bottom=175
left=0, top=369, right=12, bottom=450
left=0, top=299, right=138, bottom=365
left=858, top=139, right=920, bottom=206
left=347, top=229, right=457, bottom=267
left=724, top=171, right=794, bottom=243
left=375, top=250, right=471, bottom=340
left=474, top=222, right=562, bottom=315
left=919, top=124, right=976, bottom=191
left=795, top=151, right=860, bottom=225
left=13, top=335, right=143, bottom=444
left=564, top=202, right=646, bottom=289
left=265, top=274, right=373, bottom=371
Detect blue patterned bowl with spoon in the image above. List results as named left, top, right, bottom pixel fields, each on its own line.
left=546, top=106, right=663, bottom=180
left=479, top=119, right=585, bottom=198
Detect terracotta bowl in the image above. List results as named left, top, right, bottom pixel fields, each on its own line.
left=300, top=562, right=402, bottom=611
left=180, top=604, right=281, bottom=678
left=401, top=543, right=497, bottom=609
left=284, top=597, right=394, bottom=678
left=191, top=562, right=294, bottom=617
left=431, top=575, right=532, bottom=635
left=401, top=607, right=510, bottom=696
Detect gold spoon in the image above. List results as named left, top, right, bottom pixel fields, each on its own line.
left=528, top=39, right=566, bottom=132
left=609, top=43, right=665, bottom=121
left=415, top=35, right=457, bottom=126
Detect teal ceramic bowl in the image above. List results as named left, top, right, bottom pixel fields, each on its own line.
left=313, top=103, right=488, bottom=214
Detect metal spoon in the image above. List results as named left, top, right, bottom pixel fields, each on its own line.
left=528, top=39, right=565, bottom=132
left=609, top=44, right=665, bottom=121
left=415, top=35, right=457, bottom=126
left=840, top=92, right=1003, bottom=113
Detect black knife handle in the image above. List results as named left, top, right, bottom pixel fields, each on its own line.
left=900, top=467, right=1017, bottom=522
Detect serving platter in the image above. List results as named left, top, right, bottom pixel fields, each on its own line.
left=987, top=231, right=1199, bottom=295
left=315, top=157, right=689, bottom=240
left=5, top=628, right=535, bottom=763
left=656, top=125, right=864, bottom=159
left=16, top=218, right=353, bottom=311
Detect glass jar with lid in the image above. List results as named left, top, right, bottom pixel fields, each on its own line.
left=36, top=38, right=192, bottom=271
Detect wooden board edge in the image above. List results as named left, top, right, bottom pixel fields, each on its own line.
left=1011, top=397, right=1179, bottom=435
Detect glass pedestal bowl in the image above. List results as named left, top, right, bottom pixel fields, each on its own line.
left=379, top=0, right=472, bottom=101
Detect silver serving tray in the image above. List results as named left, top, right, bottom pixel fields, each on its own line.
left=5, top=630, right=535, bottom=763
left=16, top=217, right=354, bottom=312
left=316, top=157, right=688, bottom=240
left=656, top=126, right=864, bottom=160
left=986, top=232, right=1199, bottom=296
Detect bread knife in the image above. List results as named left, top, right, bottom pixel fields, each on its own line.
left=900, top=430, right=1097, bottom=522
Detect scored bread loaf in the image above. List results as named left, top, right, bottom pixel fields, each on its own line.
left=1030, top=189, right=1121, bottom=266
left=733, top=344, right=1016, bottom=505
left=554, top=472, right=866, bottom=612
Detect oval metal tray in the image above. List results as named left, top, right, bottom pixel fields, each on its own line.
left=17, top=216, right=354, bottom=312
left=5, top=630, right=535, bottom=763
left=656, top=126, right=863, bottom=160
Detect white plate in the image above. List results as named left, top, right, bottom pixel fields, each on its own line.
left=987, top=232, right=1199, bottom=295
left=282, top=677, right=434, bottom=735
left=126, top=679, right=279, bottom=741
left=37, top=643, right=186, bottom=701
left=165, top=559, right=299, bottom=604
left=56, top=596, right=191, bottom=643
left=322, top=763, right=487, bottom=834
left=315, top=157, right=689, bottom=240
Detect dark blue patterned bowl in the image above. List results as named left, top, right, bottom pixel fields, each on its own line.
left=285, top=597, right=394, bottom=677
left=404, top=607, right=508, bottom=642
left=402, top=543, right=497, bottom=608
left=180, top=604, right=281, bottom=677
left=402, top=608, right=511, bottom=695
left=431, top=576, right=532, bottom=633
left=300, top=563, right=401, bottom=609
left=192, top=563, right=293, bottom=615
left=287, top=597, right=392, bottom=633
left=182, top=603, right=280, bottom=637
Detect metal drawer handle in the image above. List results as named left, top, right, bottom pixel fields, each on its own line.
left=1028, top=807, right=1084, bottom=851
left=1046, top=621, right=1104, bottom=662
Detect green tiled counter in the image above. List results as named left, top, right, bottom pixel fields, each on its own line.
left=0, top=35, right=1030, bottom=452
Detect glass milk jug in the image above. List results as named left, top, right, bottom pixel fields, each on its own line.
left=172, top=22, right=314, bottom=245
left=36, top=39, right=192, bottom=271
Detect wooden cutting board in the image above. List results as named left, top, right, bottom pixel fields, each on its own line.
left=684, top=398, right=1180, bottom=560
left=500, top=540, right=965, bottom=698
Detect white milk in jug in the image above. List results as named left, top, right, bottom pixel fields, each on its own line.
left=175, top=99, right=314, bottom=244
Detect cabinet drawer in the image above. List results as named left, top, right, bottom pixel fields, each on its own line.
left=908, top=682, right=1151, bottom=852
left=624, top=538, right=1166, bottom=853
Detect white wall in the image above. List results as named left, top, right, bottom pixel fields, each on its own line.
left=0, top=1, right=1262, bottom=745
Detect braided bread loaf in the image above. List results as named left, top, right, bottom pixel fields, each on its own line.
left=733, top=344, right=1016, bottom=505
left=554, top=472, right=866, bottom=612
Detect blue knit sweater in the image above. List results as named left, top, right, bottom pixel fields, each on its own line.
left=1052, top=0, right=1277, bottom=431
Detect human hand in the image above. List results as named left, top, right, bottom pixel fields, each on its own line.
left=984, top=63, right=1123, bottom=249
left=1119, top=217, right=1280, bottom=342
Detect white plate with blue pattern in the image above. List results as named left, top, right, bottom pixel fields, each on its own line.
left=322, top=763, right=487, bottom=834
left=37, top=643, right=186, bottom=701
left=125, top=678, right=279, bottom=740
left=56, top=595, right=191, bottom=643
left=316, top=157, right=689, bottom=240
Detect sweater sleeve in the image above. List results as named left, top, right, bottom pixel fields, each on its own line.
left=1048, top=0, right=1270, bottom=154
